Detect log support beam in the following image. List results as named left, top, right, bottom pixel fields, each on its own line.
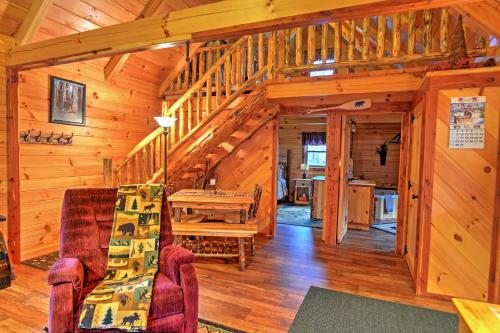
left=6, top=0, right=482, bottom=69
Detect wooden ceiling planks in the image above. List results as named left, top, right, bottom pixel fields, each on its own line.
left=0, top=0, right=216, bottom=83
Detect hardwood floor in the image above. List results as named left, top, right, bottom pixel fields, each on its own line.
left=0, top=224, right=451, bottom=332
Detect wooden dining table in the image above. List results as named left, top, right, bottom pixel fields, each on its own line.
left=167, top=189, right=255, bottom=224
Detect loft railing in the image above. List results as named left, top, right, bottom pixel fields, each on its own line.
left=114, top=7, right=487, bottom=185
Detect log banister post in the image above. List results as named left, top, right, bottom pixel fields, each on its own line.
left=377, top=16, right=386, bottom=58
left=423, top=9, right=432, bottom=54
left=307, top=25, right=315, bottom=64
left=407, top=11, right=416, bottom=56
left=392, top=13, right=401, bottom=57
left=348, top=20, right=355, bottom=61
left=361, top=18, right=369, bottom=61
left=295, top=27, right=303, bottom=66
left=440, top=8, right=449, bottom=53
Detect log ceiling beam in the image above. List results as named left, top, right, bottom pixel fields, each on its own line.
left=13, top=0, right=54, bottom=45
left=265, top=68, right=425, bottom=99
left=104, top=0, right=177, bottom=82
left=6, top=0, right=482, bottom=69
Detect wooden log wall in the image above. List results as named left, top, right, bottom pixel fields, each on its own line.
left=279, top=116, right=326, bottom=200
left=351, top=123, right=401, bottom=189
left=426, top=87, right=500, bottom=301
left=213, top=122, right=276, bottom=235
left=17, top=58, right=161, bottom=260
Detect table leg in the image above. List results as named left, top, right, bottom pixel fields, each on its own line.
left=240, top=209, right=246, bottom=224
left=174, top=208, right=181, bottom=222
left=238, top=238, right=246, bottom=271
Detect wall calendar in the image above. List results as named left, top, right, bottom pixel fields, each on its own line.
left=449, top=96, right=485, bottom=149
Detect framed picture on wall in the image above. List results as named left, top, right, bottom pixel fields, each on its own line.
left=49, top=76, right=86, bottom=126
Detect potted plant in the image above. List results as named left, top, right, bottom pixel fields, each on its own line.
left=376, top=142, right=388, bottom=165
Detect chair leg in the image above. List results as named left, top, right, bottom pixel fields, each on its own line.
left=238, top=238, right=246, bottom=271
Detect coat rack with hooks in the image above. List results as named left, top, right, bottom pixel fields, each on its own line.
left=19, top=130, right=73, bottom=145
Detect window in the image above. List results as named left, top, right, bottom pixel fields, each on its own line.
left=305, top=144, right=327, bottom=167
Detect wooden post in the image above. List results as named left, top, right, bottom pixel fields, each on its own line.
left=183, top=63, right=190, bottom=90
left=440, top=7, right=449, bottom=53
left=307, top=25, right=316, bottom=64
left=321, top=23, right=328, bottom=63
left=377, top=16, right=386, bottom=58
left=215, top=68, right=221, bottom=107
left=348, top=20, right=356, bottom=62
left=247, top=34, right=254, bottom=79
left=267, top=32, right=276, bottom=79
left=258, top=33, right=265, bottom=70
left=323, top=112, right=341, bottom=246
left=392, top=13, right=401, bottom=57
left=236, top=45, right=242, bottom=85
left=333, top=22, right=341, bottom=63
left=407, top=11, right=416, bottom=56
left=188, top=96, right=194, bottom=130
left=423, top=9, right=432, bottom=55
left=362, top=17, right=369, bottom=60
left=103, top=158, right=113, bottom=187
left=277, top=30, right=285, bottom=79
left=6, top=70, right=20, bottom=263
left=284, top=29, right=290, bottom=66
left=192, top=53, right=198, bottom=84
left=295, top=27, right=303, bottom=66
left=224, top=57, right=231, bottom=97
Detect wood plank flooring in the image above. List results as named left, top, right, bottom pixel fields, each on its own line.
left=0, top=224, right=452, bottom=332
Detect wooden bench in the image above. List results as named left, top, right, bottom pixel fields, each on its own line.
left=172, top=222, right=258, bottom=271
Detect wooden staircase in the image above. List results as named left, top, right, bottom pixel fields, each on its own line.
left=114, top=6, right=488, bottom=188
left=114, top=35, right=275, bottom=187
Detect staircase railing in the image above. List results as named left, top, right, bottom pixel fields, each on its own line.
left=114, top=33, right=270, bottom=185
left=114, top=6, right=488, bottom=186
left=161, top=43, right=233, bottom=96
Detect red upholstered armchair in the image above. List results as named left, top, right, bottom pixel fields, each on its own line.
left=48, top=188, right=198, bottom=333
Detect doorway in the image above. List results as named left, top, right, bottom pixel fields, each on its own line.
left=336, top=113, right=404, bottom=253
left=275, top=115, right=327, bottom=230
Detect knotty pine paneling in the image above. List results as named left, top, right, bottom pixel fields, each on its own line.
left=18, top=60, right=161, bottom=260
left=427, top=87, right=500, bottom=301
left=352, top=123, right=401, bottom=189
left=279, top=116, right=326, bottom=200
left=214, top=122, right=275, bottom=235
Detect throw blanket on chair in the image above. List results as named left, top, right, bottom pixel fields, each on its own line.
left=78, top=184, right=163, bottom=331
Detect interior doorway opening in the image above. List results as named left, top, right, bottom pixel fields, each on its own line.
left=275, top=115, right=327, bottom=231
left=336, top=113, right=404, bottom=253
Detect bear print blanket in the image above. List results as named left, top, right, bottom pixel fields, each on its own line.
left=78, top=184, right=163, bottom=331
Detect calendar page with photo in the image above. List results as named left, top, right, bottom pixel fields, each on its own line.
left=449, top=96, right=485, bottom=149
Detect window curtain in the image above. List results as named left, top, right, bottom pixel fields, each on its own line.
left=302, top=132, right=326, bottom=146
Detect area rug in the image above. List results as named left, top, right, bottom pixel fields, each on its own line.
left=289, top=287, right=457, bottom=333
left=21, top=251, right=59, bottom=271
left=277, top=204, right=322, bottom=229
left=371, top=222, right=397, bottom=235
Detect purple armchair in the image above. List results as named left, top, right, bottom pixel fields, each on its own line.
left=48, top=188, right=198, bottom=333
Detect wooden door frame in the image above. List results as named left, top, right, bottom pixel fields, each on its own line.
left=335, top=111, right=409, bottom=253
left=6, top=69, right=20, bottom=263
left=395, top=112, right=411, bottom=254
